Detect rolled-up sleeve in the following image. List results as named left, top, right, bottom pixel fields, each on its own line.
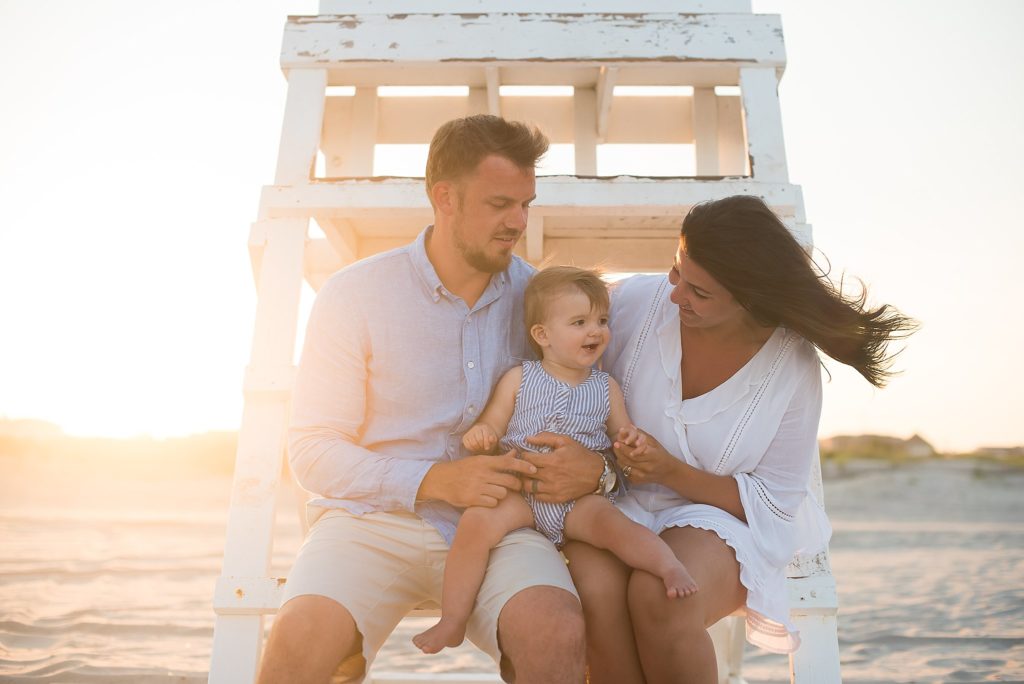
left=733, top=358, right=823, bottom=567
left=288, top=277, right=433, bottom=512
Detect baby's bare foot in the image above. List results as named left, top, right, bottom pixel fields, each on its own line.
left=412, top=620, right=466, bottom=654
left=664, top=563, right=699, bottom=599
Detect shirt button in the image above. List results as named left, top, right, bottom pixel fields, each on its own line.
left=467, top=361, right=475, bottom=369
left=468, top=405, right=476, bottom=413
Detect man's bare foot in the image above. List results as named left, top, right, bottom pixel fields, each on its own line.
left=412, top=619, right=466, bottom=654
left=663, top=562, right=699, bottom=599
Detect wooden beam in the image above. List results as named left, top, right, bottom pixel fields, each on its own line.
left=283, top=14, right=785, bottom=68
left=739, top=67, right=788, bottom=182
left=526, top=213, right=544, bottom=263
left=261, top=178, right=803, bottom=218
left=573, top=87, right=597, bottom=175
left=485, top=66, right=501, bottom=116
left=692, top=87, right=719, bottom=175
left=274, top=69, right=327, bottom=186
left=595, top=66, right=617, bottom=142
left=340, top=87, right=378, bottom=176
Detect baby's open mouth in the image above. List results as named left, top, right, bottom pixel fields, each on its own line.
left=583, top=343, right=598, bottom=351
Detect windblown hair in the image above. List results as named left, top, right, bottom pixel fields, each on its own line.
left=425, top=115, right=549, bottom=206
left=681, top=195, right=917, bottom=387
left=524, top=266, right=609, bottom=359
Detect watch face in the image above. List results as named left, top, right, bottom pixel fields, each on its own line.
left=606, top=471, right=617, bottom=493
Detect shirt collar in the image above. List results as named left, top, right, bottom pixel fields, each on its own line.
left=410, top=225, right=510, bottom=305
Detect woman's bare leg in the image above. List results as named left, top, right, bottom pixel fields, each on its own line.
left=628, top=526, right=746, bottom=684
left=564, top=495, right=697, bottom=598
left=563, top=541, right=645, bottom=684
left=412, top=495, right=534, bottom=654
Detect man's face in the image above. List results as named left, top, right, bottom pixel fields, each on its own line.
left=449, top=155, right=537, bottom=273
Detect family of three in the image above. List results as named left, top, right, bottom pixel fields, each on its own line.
left=257, top=115, right=914, bottom=683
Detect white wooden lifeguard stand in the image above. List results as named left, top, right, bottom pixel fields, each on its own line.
left=209, top=3, right=841, bottom=683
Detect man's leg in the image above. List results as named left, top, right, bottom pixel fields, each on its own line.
left=258, top=595, right=360, bottom=684
left=498, top=585, right=586, bottom=684
left=466, top=527, right=585, bottom=684
left=259, top=509, right=437, bottom=683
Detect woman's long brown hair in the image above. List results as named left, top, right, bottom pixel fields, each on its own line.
left=681, top=195, right=917, bottom=387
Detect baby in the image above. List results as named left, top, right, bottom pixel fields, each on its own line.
left=413, top=266, right=697, bottom=654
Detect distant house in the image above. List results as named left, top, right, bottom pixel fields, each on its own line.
left=819, top=433, right=936, bottom=459
left=975, top=445, right=1024, bottom=459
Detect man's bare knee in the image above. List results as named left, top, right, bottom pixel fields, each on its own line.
left=498, top=586, right=585, bottom=683
left=258, top=595, right=362, bottom=684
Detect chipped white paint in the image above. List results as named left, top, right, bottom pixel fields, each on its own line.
left=319, top=0, right=753, bottom=13
left=282, top=14, right=785, bottom=68
left=740, top=67, right=788, bottom=182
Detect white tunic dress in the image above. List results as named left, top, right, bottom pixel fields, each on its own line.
left=604, top=274, right=832, bottom=653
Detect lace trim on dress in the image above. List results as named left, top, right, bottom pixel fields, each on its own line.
left=713, top=333, right=797, bottom=475
left=621, top=278, right=668, bottom=399
left=751, top=475, right=794, bottom=522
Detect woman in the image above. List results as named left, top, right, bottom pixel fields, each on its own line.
left=564, top=195, right=916, bottom=683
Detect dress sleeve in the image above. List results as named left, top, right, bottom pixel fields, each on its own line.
left=733, top=351, right=824, bottom=567
left=287, top=277, right=432, bottom=511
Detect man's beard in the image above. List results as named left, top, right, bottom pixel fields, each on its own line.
left=452, top=218, right=517, bottom=274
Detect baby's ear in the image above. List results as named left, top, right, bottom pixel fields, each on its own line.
left=529, top=323, right=548, bottom=347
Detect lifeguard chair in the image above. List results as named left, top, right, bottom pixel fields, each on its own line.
left=209, top=3, right=841, bottom=682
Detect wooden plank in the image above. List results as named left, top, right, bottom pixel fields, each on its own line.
left=595, top=66, right=617, bottom=142
left=485, top=66, right=501, bottom=116
left=573, top=87, right=597, bottom=175
left=319, top=1, right=753, bottom=13
left=604, top=93, right=692, bottom=144
left=340, top=87, right=378, bottom=176
left=282, top=14, right=785, bottom=68
left=274, top=69, right=327, bottom=186
left=526, top=213, right=544, bottom=262
left=209, top=218, right=308, bottom=682
left=260, top=178, right=803, bottom=217
left=692, top=87, right=719, bottom=175
left=716, top=93, right=748, bottom=176
left=740, top=67, right=788, bottom=182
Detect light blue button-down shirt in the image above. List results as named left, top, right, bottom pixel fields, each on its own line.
left=288, top=227, right=534, bottom=544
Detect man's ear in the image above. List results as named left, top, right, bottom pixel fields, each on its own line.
left=431, top=180, right=459, bottom=216
left=530, top=323, right=548, bottom=349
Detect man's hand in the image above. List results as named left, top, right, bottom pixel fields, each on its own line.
left=520, top=432, right=603, bottom=503
left=417, top=449, right=535, bottom=508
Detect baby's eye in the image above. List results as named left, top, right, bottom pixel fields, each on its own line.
left=599, top=317, right=609, bottom=326
left=572, top=319, right=585, bottom=326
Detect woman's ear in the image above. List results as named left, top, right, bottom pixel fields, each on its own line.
left=530, top=323, right=548, bottom=349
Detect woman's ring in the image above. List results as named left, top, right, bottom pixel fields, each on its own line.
left=622, top=465, right=633, bottom=479
left=531, top=479, right=539, bottom=495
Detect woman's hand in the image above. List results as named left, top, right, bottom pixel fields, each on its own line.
left=613, top=427, right=680, bottom=486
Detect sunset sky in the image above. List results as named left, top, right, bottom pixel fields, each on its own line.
left=1, top=1, right=1022, bottom=453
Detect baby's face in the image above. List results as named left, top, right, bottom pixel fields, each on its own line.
left=536, top=289, right=610, bottom=370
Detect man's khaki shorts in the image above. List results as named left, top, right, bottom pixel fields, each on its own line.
left=280, top=508, right=578, bottom=681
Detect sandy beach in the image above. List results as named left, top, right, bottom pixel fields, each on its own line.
left=1, top=455, right=1021, bottom=683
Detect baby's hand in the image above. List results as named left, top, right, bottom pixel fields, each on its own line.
left=615, top=425, right=649, bottom=458
left=463, top=424, right=499, bottom=454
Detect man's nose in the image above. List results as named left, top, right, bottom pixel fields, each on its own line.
left=506, top=206, right=528, bottom=230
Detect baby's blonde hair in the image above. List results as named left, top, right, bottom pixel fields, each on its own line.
left=524, top=266, right=609, bottom=358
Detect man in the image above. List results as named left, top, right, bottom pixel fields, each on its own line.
left=258, top=115, right=608, bottom=684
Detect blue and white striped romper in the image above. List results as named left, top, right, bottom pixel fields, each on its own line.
left=501, top=360, right=612, bottom=548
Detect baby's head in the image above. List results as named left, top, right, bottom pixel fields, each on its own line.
left=524, top=266, right=610, bottom=360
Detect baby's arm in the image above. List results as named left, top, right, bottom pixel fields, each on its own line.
left=462, top=365, right=523, bottom=454
left=606, top=377, right=648, bottom=457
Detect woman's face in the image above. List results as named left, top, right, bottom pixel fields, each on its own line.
left=668, top=244, right=746, bottom=329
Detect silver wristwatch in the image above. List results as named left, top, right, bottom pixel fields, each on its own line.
left=593, top=453, right=618, bottom=497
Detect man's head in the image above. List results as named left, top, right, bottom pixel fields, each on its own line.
left=425, top=115, right=549, bottom=205
left=426, top=116, right=549, bottom=274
